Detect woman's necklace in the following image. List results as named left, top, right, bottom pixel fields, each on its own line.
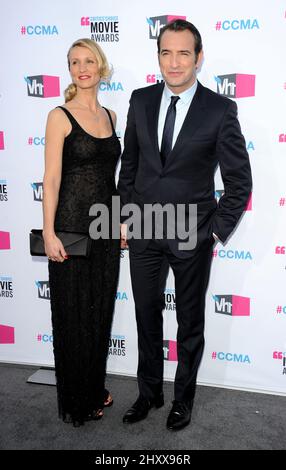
left=73, top=98, right=100, bottom=120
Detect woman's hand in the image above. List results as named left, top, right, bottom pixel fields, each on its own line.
left=43, top=232, right=68, bottom=262
left=120, top=224, right=128, bottom=249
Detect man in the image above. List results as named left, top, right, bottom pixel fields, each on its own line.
left=117, top=20, right=252, bottom=430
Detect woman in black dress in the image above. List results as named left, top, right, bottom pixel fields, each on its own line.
left=42, top=39, right=121, bottom=427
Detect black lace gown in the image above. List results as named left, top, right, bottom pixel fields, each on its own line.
left=48, top=106, right=121, bottom=425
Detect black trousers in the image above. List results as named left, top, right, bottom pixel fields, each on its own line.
left=129, top=238, right=214, bottom=404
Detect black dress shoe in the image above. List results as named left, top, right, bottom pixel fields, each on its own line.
left=166, top=400, right=193, bottom=431
left=123, top=393, right=164, bottom=424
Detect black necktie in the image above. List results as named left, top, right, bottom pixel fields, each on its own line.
left=160, top=95, right=180, bottom=166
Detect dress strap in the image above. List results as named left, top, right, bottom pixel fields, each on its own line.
left=56, top=106, right=79, bottom=128
left=102, top=107, right=116, bottom=135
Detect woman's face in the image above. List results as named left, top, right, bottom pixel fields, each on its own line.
left=69, top=46, right=101, bottom=90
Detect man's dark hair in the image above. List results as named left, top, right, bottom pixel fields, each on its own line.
left=157, top=19, right=203, bottom=60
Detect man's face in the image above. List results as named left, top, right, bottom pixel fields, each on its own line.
left=158, top=29, right=203, bottom=94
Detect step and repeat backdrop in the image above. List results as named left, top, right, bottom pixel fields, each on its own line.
left=1, top=0, right=286, bottom=395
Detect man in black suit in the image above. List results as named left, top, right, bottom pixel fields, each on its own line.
left=117, top=20, right=252, bottom=430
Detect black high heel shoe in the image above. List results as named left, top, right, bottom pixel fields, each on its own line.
left=86, top=408, right=104, bottom=421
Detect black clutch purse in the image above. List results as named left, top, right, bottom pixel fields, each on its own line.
left=29, top=229, right=91, bottom=257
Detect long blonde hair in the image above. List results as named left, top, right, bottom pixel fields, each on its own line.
left=64, top=38, right=111, bottom=103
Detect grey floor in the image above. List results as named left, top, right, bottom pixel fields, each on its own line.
left=0, top=362, right=285, bottom=450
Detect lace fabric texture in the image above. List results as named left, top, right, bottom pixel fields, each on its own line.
left=48, top=106, right=121, bottom=424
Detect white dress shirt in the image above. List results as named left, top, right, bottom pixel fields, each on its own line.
left=158, top=80, right=198, bottom=151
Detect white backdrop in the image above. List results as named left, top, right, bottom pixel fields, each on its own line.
left=1, top=0, right=286, bottom=395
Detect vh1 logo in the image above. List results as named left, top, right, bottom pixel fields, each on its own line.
left=215, top=74, right=255, bottom=98
left=147, top=15, right=186, bottom=39
left=0, top=324, right=15, bottom=344
left=163, top=340, right=178, bottom=361
left=31, top=182, right=43, bottom=201
left=213, top=294, right=250, bottom=316
left=0, top=231, right=11, bottom=250
left=36, top=281, right=50, bottom=300
left=25, top=75, right=60, bottom=98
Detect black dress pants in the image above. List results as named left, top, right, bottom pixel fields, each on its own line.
left=129, top=238, right=213, bottom=403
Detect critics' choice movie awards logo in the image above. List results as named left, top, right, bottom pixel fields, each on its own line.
left=0, top=180, right=8, bottom=202
left=0, top=131, right=4, bottom=150
left=0, top=324, right=15, bottom=344
left=164, top=288, right=176, bottom=311
left=20, top=25, right=58, bottom=35
left=147, top=15, right=186, bottom=39
left=81, top=16, right=119, bottom=42
left=0, top=276, right=13, bottom=298
left=273, top=351, right=286, bottom=375
left=109, top=335, right=126, bottom=356
left=0, top=231, right=11, bottom=250
left=31, top=182, right=43, bottom=202
left=215, top=18, right=259, bottom=31
left=25, top=75, right=60, bottom=98
left=213, top=295, right=250, bottom=316
left=163, top=340, right=178, bottom=361
left=211, top=351, right=250, bottom=363
left=215, top=74, right=255, bottom=98
left=35, top=281, right=50, bottom=300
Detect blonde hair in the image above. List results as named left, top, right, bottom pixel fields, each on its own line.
left=64, top=38, right=111, bottom=103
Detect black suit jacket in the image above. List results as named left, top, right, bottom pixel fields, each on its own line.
left=117, top=81, right=252, bottom=258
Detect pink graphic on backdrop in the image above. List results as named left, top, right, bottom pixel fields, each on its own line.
left=81, top=17, right=90, bottom=26
left=0, top=325, right=15, bottom=344
left=168, top=340, right=178, bottom=361
left=245, top=192, right=252, bottom=211
left=0, top=131, right=4, bottom=150
left=235, top=74, right=256, bottom=98
left=42, top=75, right=60, bottom=97
left=0, top=231, right=10, bottom=249
left=167, top=15, right=186, bottom=22
left=232, top=295, right=250, bottom=316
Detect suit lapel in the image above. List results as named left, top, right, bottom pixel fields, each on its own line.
left=145, top=83, right=164, bottom=164
left=165, top=82, right=206, bottom=167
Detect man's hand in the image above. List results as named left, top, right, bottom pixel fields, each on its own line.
left=120, top=223, right=129, bottom=249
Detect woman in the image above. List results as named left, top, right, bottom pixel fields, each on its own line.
left=42, top=38, right=121, bottom=427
